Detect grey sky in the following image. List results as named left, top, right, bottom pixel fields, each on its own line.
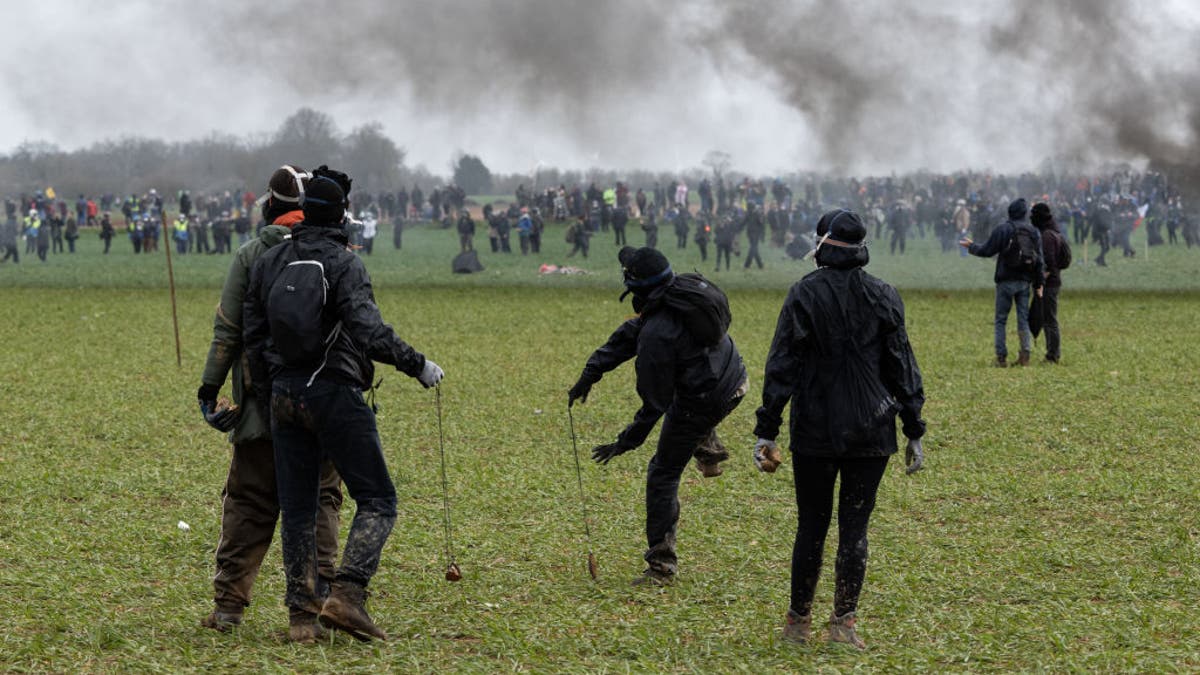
left=2, top=0, right=1197, bottom=176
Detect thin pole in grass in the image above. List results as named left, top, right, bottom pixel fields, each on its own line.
left=567, top=405, right=599, bottom=579
left=159, top=209, right=182, bottom=367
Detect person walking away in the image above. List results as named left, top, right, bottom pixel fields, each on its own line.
left=530, top=207, right=544, bottom=253
left=244, top=166, right=444, bottom=642
left=642, top=210, right=659, bottom=249
left=743, top=203, right=765, bottom=269
left=959, top=198, right=1044, bottom=367
left=1030, top=202, right=1070, bottom=363
left=612, top=205, right=628, bottom=246
left=754, top=209, right=925, bottom=649
left=0, top=214, right=18, bottom=263
left=1091, top=201, right=1112, bottom=266
left=456, top=208, right=475, bottom=252
left=197, top=165, right=345, bottom=642
left=99, top=213, right=114, bottom=254
left=714, top=213, right=736, bottom=271
left=65, top=217, right=79, bottom=253
left=568, top=247, right=746, bottom=585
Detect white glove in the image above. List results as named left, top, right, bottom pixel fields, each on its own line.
left=753, top=438, right=783, bottom=473
left=418, top=359, right=444, bottom=388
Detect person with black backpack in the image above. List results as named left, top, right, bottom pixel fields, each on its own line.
left=1031, top=202, right=1069, bottom=363
left=244, top=166, right=444, bottom=642
left=567, top=247, right=748, bottom=586
left=959, top=198, right=1044, bottom=367
left=754, top=209, right=926, bottom=649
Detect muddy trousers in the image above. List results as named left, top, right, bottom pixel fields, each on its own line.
left=271, top=376, right=397, bottom=611
left=789, top=455, right=889, bottom=618
left=212, top=438, right=342, bottom=613
left=644, top=397, right=742, bottom=574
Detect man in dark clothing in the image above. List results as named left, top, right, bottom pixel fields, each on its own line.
left=612, top=206, right=628, bottom=246
left=714, top=213, right=736, bottom=271
left=568, top=247, right=747, bottom=585
left=0, top=216, right=18, bottom=263
left=641, top=211, right=658, bottom=249
left=1031, top=202, right=1067, bottom=363
left=456, top=209, right=475, bottom=252
left=888, top=201, right=910, bottom=254
left=960, top=198, right=1045, bottom=367
left=1091, top=202, right=1112, bottom=266
left=754, top=209, right=925, bottom=650
left=245, top=166, right=445, bottom=642
left=743, top=204, right=765, bottom=269
left=197, top=165, right=344, bottom=642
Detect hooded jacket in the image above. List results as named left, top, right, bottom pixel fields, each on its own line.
left=578, top=283, right=747, bottom=450
left=754, top=244, right=925, bottom=457
left=243, top=223, right=426, bottom=402
left=967, top=217, right=1045, bottom=286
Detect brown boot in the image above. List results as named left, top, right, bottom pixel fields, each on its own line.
left=827, top=611, right=866, bottom=650
left=780, top=611, right=812, bottom=644
left=200, top=608, right=242, bottom=633
left=288, top=608, right=328, bottom=644
left=1017, top=350, right=1031, bottom=366
left=320, top=580, right=386, bottom=641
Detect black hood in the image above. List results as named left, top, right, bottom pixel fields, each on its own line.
left=814, top=240, right=870, bottom=270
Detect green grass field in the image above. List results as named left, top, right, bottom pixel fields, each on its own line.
left=1, top=222, right=1198, bottom=672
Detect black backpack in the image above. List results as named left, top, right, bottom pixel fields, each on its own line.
left=659, top=273, right=732, bottom=346
left=1057, top=233, right=1072, bottom=270
left=266, top=240, right=342, bottom=369
left=1003, top=224, right=1039, bottom=275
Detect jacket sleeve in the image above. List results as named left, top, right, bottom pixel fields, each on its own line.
left=578, top=317, right=642, bottom=385
left=754, top=288, right=806, bottom=441
left=879, top=288, right=926, bottom=440
left=242, top=255, right=272, bottom=408
left=615, top=330, right=675, bottom=450
left=333, top=255, right=426, bottom=377
left=200, top=249, right=252, bottom=389
left=968, top=222, right=1008, bottom=258
left=1032, top=228, right=1046, bottom=288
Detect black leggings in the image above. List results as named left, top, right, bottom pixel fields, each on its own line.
left=790, top=454, right=889, bottom=617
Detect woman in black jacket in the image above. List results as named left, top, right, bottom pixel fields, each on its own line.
left=753, top=209, right=926, bottom=649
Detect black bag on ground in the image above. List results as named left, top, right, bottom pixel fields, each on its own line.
left=659, top=273, right=732, bottom=346
left=1003, top=224, right=1040, bottom=274
left=267, top=240, right=340, bottom=366
left=452, top=249, right=484, bottom=274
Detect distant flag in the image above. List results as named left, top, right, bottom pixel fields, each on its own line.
left=1134, top=203, right=1149, bottom=230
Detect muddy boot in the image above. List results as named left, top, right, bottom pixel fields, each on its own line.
left=780, top=610, right=812, bottom=644
left=319, top=580, right=386, bottom=641
left=827, top=611, right=866, bottom=650
left=693, top=429, right=730, bottom=478
left=1017, top=350, right=1031, bottom=367
left=288, top=608, right=328, bottom=644
left=200, top=606, right=242, bottom=633
left=630, top=567, right=674, bottom=587
left=993, top=355, right=1007, bottom=368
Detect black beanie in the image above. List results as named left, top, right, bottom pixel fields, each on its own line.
left=1030, top=202, right=1053, bottom=229
left=618, top=246, right=673, bottom=300
left=303, top=175, right=347, bottom=224
left=815, top=209, right=867, bottom=244
left=1008, top=198, right=1029, bottom=220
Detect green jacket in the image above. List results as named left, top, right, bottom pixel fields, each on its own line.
left=200, top=222, right=292, bottom=444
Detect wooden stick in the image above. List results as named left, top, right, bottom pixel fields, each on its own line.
left=161, top=209, right=182, bottom=367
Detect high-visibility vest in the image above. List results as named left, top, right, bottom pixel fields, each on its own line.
left=24, top=216, right=40, bottom=232
left=175, top=218, right=188, bottom=234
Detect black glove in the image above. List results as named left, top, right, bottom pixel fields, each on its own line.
left=591, top=442, right=630, bottom=465
left=568, top=377, right=594, bottom=407
left=904, top=438, right=924, bottom=475
left=197, top=384, right=239, bottom=433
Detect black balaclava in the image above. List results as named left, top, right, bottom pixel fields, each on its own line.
left=618, top=246, right=673, bottom=312
left=303, top=171, right=350, bottom=225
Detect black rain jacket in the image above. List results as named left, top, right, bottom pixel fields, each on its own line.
left=754, top=244, right=925, bottom=457
left=579, top=289, right=747, bottom=451
left=244, top=223, right=426, bottom=402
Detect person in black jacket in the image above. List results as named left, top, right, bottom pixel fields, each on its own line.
left=1031, top=202, right=1066, bottom=363
left=754, top=209, right=925, bottom=650
left=959, top=198, right=1044, bottom=367
left=244, top=167, right=445, bottom=642
left=568, top=247, right=748, bottom=586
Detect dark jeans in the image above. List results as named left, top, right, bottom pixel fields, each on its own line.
left=271, top=376, right=397, bottom=611
left=994, top=280, right=1031, bottom=358
left=644, top=396, right=743, bottom=575
left=213, top=438, right=342, bottom=613
left=1043, top=284, right=1061, bottom=361
left=790, top=455, right=889, bottom=618
left=743, top=238, right=763, bottom=268
left=613, top=227, right=626, bottom=246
